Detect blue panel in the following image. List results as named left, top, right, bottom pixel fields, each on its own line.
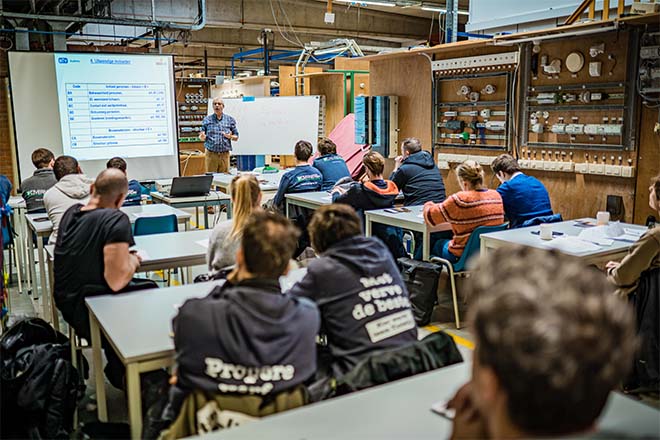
left=371, top=96, right=390, bottom=157
left=354, top=96, right=369, bottom=145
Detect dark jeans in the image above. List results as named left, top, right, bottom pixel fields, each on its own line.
left=413, top=230, right=453, bottom=261
left=57, top=278, right=158, bottom=389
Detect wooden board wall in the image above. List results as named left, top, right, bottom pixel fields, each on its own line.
left=278, top=65, right=324, bottom=96
left=307, top=73, right=346, bottom=135
left=335, top=57, right=370, bottom=72
left=370, top=55, right=434, bottom=149
left=634, top=106, right=660, bottom=224
left=368, top=31, right=652, bottom=223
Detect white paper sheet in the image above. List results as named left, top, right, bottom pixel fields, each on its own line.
left=578, top=227, right=614, bottom=246
left=543, top=236, right=602, bottom=254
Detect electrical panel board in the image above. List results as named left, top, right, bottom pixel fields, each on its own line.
left=176, top=78, right=210, bottom=144
left=354, top=95, right=399, bottom=157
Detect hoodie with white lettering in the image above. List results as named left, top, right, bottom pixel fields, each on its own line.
left=288, top=235, right=417, bottom=377
left=173, top=278, right=320, bottom=395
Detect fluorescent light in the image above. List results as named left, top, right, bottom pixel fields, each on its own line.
left=421, top=6, right=470, bottom=15
left=335, top=0, right=396, bottom=7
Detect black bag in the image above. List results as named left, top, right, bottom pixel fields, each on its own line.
left=1, top=318, right=85, bottom=439
left=397, top=258, right=441, bottom=326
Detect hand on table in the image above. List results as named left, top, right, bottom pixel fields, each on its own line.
left=447, top=382, right=489, bottom=440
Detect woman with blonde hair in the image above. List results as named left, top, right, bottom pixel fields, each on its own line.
left=207, top=174, right=261, bottom=273
left=423, top=160, right=504, bottom=262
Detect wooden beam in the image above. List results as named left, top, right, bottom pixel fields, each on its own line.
left=603, top=0, right=610, bottom=20
left=564, top=0, right=594, bottom=25
left=589, top=0, right=596, bottom=19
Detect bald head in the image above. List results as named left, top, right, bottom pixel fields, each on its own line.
left=93, top=168, right=128, bottom=204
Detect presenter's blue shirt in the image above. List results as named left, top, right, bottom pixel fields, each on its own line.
left=496, top=173, right=553, bottom=228
left=201, top=113, right=239, bottom=153
left=273, top=165, right=323, bottom=209
left=313, top=154, right=351, bottom=191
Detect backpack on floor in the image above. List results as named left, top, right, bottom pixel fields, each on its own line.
left=397, top=258, right=442, bottom=326
left=0, top=318, right=85, bottom=439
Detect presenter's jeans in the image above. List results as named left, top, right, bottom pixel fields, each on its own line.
left=205, top=150, right=230, bottom=173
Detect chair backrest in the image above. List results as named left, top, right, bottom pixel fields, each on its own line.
left=453, top=222, right=509, bottom=272
left=133, top=214, right=177, bottom=236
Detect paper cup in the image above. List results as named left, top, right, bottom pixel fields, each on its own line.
left=596, top=211, right=610, bottom=226
left=540, top=223, right=553, bottom=240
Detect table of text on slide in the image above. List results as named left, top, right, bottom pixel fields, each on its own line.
left=65, top=83, right=169, bottom=149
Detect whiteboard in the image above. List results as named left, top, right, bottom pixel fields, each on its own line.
left=207, top=96, right=320, bottom=155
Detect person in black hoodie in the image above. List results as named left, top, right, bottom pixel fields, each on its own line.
left=332, top=151, right=406, bottom=258
left=390, top=137, right=446, bottom=206
left=288, top=204, right=417, bottom=380
left=172, top=211, right=320, bottom=401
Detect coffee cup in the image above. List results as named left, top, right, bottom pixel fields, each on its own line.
left=596, top=211, right=610, bottom=226
left=540, top=223, right=553, bottom=240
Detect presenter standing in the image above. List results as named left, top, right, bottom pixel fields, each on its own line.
left=199, top=97, right=239, bottom=174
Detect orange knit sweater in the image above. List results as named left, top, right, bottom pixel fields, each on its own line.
left=423, top=189, right=504, bottom=257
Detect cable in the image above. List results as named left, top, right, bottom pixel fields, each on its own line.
left=428, top=12, right=435, bottom=46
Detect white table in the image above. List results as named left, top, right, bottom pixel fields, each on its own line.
left=45, top=228, right=212, bottom=331
left=150, top=191, right=231, bottom=229
left=284, top=191, right=333, bottom=218
left=364, top=206, right=452, bottom=261
left=133, top=228, right=211, bottom=272
left=200, top=362, right=660, bottom=440
left=86, top=269, right=307, bottom=440
left=7, top=196, right=29, bottom=296
left=213, top=171, right=283, bottom=196
left=480, top=218, right=648, bottom=266
left=26, top=205, right=192, bottom=323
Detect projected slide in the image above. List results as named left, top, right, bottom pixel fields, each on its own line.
left=54, top=54, right=176, bottom=161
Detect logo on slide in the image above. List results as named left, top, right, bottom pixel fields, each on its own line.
left=58, top=57, right=68, bottom=64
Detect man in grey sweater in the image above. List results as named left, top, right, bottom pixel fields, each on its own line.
left=19, top=148, right=57, bottom=213
left=43, top=156, right=93, bottom=244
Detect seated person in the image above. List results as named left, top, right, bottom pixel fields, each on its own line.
left=19, top=148, right=57, bottom=213
left=106, top=157, right=148, bottom=206
left=54, top=168, right=143, bottom=389
left=606, top=174, right=660, bottom=297
left=333, top=151, right=405, bottom=258
left=423, top=160, right=504, bottom=263
left=271, top=140, right=323, bottom=213
left=288, top=204, right=416, bottom=379
left=167, top=211, right=320, bottom=437
left=490, top=154, right=553, bottom=228
left=207, top=174, right=261, bottom=274
left=43, top=155, right=93, bottom=244
left=312, top=138, right=351, bottom=191
left=448, top=245, right=636, bottom=439
left=390, top=137, right=446, bottom=206
left=332, top=151, right=398, bottom=211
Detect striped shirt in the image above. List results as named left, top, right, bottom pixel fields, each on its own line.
left=201, top=113, right=239, bottom=153
left=423, top=189, right=504, bottom=257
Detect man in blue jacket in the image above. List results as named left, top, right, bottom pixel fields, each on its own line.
left=272, top=140, right=323, bottom=213
left=491, top=154, right=554, bottom=228
left=288, top=204, right=417, bottom=379
left=313, top=138, right=350, bottom=191
left=390, top=137, right=446, bottom=206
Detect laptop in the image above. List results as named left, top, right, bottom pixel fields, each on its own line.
left=163, top=175, right=213, bottom=198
